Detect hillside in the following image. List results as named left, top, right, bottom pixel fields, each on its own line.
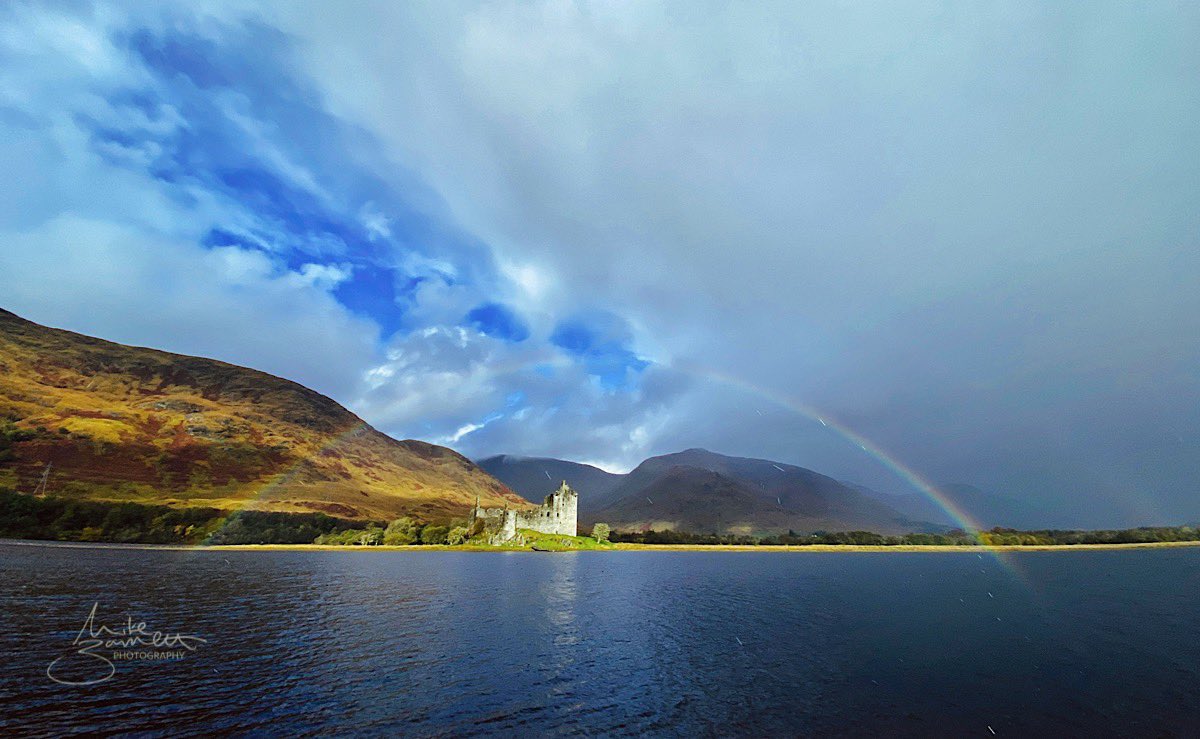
left=936, top=483, right=1054, bottom=529
left=587, top=449, right=920, bottom=536
left=591, top=466, right=788, bottom=533
left=476, top=454, right=623, bottom=505
left=844, top=482, right=955, bottom=527
left=485, top=448, right=929, bottom=536
left=848, top=481, right=1057, bottom=530
left=0, top=309, right=528, bottom=521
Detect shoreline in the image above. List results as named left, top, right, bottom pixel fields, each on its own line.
left=3, top=538, right=1200, bottom=553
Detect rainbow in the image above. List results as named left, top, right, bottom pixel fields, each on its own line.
left=195, top=419, right=375, bottom=545
left=196, top=355, right=1027, bottom=581
left=195, top=354, right=581, bottom=545
left=672, top=362, right=1028, bottom=579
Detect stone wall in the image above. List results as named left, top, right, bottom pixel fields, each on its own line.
left=472, top=506, right=517, bottom=543
left=472, top=481, right=578, bottom=543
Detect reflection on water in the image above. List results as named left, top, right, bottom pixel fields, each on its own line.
left=2, top=542, right=1199, bottom=736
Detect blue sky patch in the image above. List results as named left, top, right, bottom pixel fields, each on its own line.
left=550, top=316, right=649, bottom=390
left=75, top=23, right=508, bottom=343
left=466, top=302, right=529, bottom=342
left=333, top=265, right=407, bottom=337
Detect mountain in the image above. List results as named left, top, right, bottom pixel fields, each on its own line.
left=483, top=448, right=922, bottom=536
left=937, top=483, right=1052, bottom=530
left=844, top=482, right=955, bottom=527
left=589, top=465, right=796, bottom=534
left=849, top=481, right=1055, bottom=530
left=0, top=308, right=527, bottom=522
left=476, top=454, right=623, bottom=504
left=588, top=449, right=919, bottom=535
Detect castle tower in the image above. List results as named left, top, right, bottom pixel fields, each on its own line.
left=550, top=481, right=578, bottom=536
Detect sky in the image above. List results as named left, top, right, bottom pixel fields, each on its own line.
left=0, top=1, right=1196, bottom=527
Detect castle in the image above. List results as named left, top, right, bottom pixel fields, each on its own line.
left=470, top=481, right=578, bottom=544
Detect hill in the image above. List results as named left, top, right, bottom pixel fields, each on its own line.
left=589, top=449, right=920, bottom=536
left=843, top=482, right=956, bottom=527
left=848, top=480, right=1056, bottom=530
left=476, top=454, right=623, bottom=505
left=936, top=482, right=1053, bottom=529
left=0, top=308, right=528, bottom=522
left=482, top=448, right=927, bottom=536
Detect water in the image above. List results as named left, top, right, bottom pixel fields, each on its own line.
left=2, top=542, right=1198, bottom=736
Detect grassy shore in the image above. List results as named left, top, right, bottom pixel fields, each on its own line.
left=5, top=538, right=1200, bottom=553
left=220, top=540, right=1200, bottom=553
left=612, top=540, right=1200, bottom=552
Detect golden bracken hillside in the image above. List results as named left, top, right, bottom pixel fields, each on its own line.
left=0, top=308, right=529, bottom=521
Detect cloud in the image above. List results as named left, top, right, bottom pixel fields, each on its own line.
left=0, top=3, right=385, bottom=399
left=0, top=215, right=379, bottom=398
left=266, top=1, right=1200, bottom=524
left=1, top=2, right=1196, bottom=525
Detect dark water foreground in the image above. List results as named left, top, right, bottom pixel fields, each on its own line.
left=1, top=542, right=1198, bottom=736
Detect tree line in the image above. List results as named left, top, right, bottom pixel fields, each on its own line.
left=0, top=488, right=361, bottom=544
left=313, top=516, right=474, bottom=546
left=3, top=487, right=1197, bottom=548
left=611, top=525, right=1200, bottom=546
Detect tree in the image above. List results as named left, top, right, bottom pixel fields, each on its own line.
left=447, top=526, right=469, bottom=545
left=420, top=525, right=449, bottom=545
left=357, top=525, right=384, bottom=546
left=383, top=517, right=420, bottom=545
left=592, top=523, right=611, bottom=543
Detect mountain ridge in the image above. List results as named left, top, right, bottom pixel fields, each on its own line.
left=480, top=447, right=936, bottom=535
left=0, top=308, right=528, bottom=521
left=476, top=454, right=623, bottom=505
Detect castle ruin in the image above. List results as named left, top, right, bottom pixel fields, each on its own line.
left=470, top=481, right=578, bottom=544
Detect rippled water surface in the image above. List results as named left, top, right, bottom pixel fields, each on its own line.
left=2, top=542, right=1199, bottom=736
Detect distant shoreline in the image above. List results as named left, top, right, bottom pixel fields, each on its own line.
left=3, top=538, right=1200, bottom=553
